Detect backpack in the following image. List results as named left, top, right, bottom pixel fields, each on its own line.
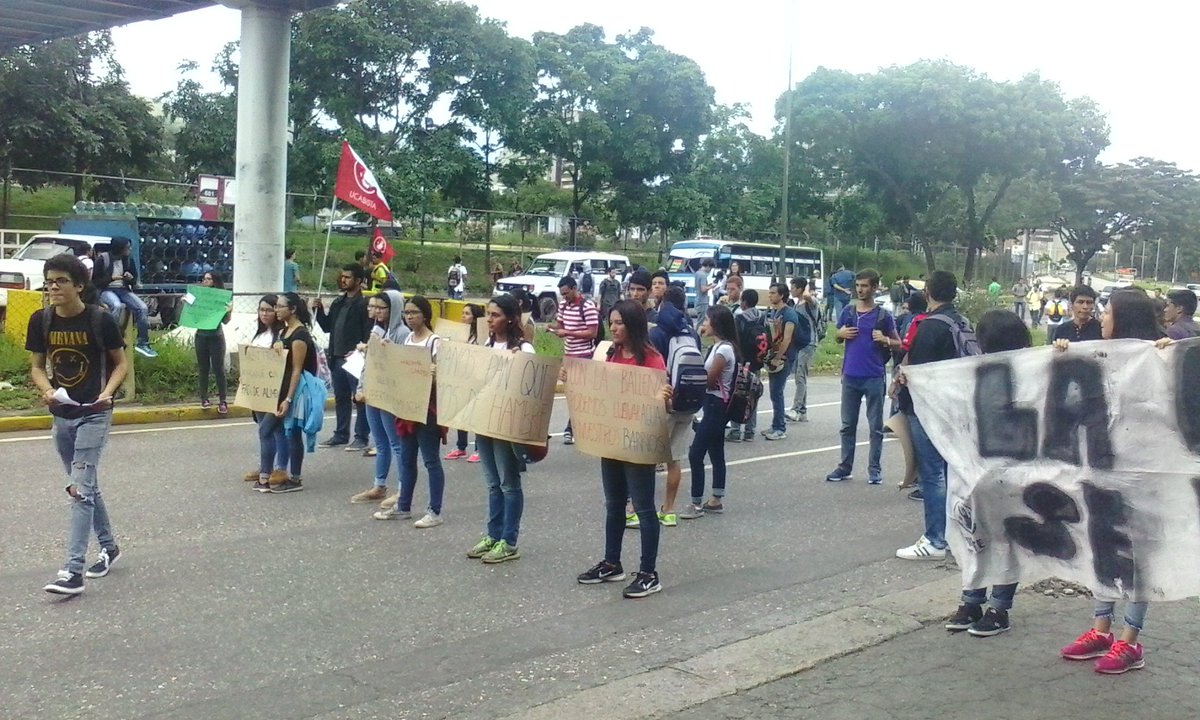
left=580, top=271, right=594, bottom=294
left=921, top=313, right=982, bottom=358
left=1047, top=300, right=1065, bottom=322
left=382, top=267, right=401, bottom=291
left=665, top=334, right=706, bottom=415
left=736, top=313, right=770, bottom=372
left=802, top=299, right=826, bottom=342
left=725, top=361, right=764, bottom=424
left=447, top=265, right=461, bottom=289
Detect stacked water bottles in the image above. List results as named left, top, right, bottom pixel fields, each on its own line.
left=72, top=202, right=203, bottom=219
left=136, top=218, right=234, bottom=286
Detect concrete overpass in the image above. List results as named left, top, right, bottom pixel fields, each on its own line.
left=0, top=0, right=338, bottom=294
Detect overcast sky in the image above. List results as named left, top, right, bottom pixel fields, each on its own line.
left=111, top=0, right=1199, bottom=172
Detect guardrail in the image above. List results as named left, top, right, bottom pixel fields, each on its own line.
left=0, top=229, right=41, bottom=258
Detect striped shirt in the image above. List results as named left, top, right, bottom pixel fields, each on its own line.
left=558, top=297, right=599, bottom=357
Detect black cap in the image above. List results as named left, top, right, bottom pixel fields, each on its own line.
left=628, top=270, right=652, bottom=289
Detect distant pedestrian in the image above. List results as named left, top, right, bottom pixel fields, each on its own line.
left=551, top=276, right=599, bottom=445
left=447, top=256, right=468, bottom=300
left=283, top=248, right=300, bottom=293
left=597, top=267, right=622, bottom=319
left=681, top=305, right=740, bottom=519
left=787, top=277, right=821, bottom=424
left=692, top=258, right=715, bottom=331
left=1010, top=278, right=1028, bottom=321
left=194, top=271, right=232, bottom=414
left=987, top=277, right=1002, bottom=306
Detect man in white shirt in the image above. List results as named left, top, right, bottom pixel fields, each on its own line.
left=447, top=256, right=468, bottom=300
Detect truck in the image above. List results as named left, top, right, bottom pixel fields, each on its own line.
left=0, top=212, right=233, bottom=328
left=492, top=250, right=629, bottom=321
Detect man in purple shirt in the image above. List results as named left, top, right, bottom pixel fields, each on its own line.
left=826, top=269, right=899, bottom=485
left=1164, top=289, right=1200, bottom=339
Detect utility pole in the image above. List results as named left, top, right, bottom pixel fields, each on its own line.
left=777, top=52, right=793, bottom=284
left=1155, top=237, right=1162, bottom=280
left=1172, top=246, right=1180, bottom=285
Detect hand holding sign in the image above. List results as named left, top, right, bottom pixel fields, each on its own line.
left=179, top=284, right=233, bottom=331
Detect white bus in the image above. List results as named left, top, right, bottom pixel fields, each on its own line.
left=666, top=238, right=824, bottom=308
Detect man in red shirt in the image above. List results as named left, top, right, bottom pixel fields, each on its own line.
left=552, top=276, right=599, bottom=444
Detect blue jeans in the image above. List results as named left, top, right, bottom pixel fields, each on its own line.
left=52, top=411, right=115, bottom=576
left=478, top=436, right=524, bottom=545
left=99, top=288, right=149, bottom=345
left=1094, top=600, right=1149, bottom=631
left=907, top=411, right=947, bottom=549
left=768, top=357, right=794, bottom=433
left=255, top=411, right=288, bottom=476
left=366, top=404, right=402, bottom=490
left=964, top=583, right=1018, bottom=611
left=689, top=394, right=728, bottom=504
left=329, top=355, right=369, bottom=444
left=838, top=376, right=885, bottom=477
left=397, top=410, right=445, bottom=515
left=602, top=457, right=659, bottom=574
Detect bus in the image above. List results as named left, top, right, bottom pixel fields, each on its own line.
left=666, top=238, right=824, bottom=309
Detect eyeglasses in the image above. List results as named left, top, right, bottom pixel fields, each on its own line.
left=44, top=278, right=73, bottom=287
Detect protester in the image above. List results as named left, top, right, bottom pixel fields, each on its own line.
left=1164, top=289, right=1200, bottom=339
left=194, top=271, right=232, bottom=414
left=681, top=305, right=740, bottom=519
left=242, top=294, right=289, bottom=489
left=1056, top=287, right=1164, bottom=674
left=373, top=296, right=446, bottom=527
left=283, top=248, right=300, bottom=293
left=92, top=236, right=156, bottom=357
left=466, top=293, right=534, bottom=564
left=727, top=289, right=765, bottom=442
left=446, top=303, right=484, bottom=463
left=722, top=274, right=743, bottom=311
left=29, top=255, right=128, bottom=595
left=787, top=277, right=821, bottom=424
left=647, top=270, right=670, bottom=321
left=577, top=300, right=672, bottom=598
left=313, top=264, right=371, bottom=450
left=349, top=289, right=411, bottom=505
left=648, top=286, right=701, bottom=527
left=625, top=270, right=652, bottom=320
left=551, top=276, right=599, bottom=445
left=597, top=267, right=623, bottom=320
left=942, top=309, right=1030, bottom=637
left=888, top=291, right=929, bottom=498
left=447, top=255, right=468, bottom=300
left=508, top=288, right=537, bottom=343
left=762, top=283, right=798, bottom=441
left=1043, top=288, right=1069, bottom=343
left=270, top=292, right=318, bottom=494
left=365, top=250, right=393, bottom=295
left=827, top=269, right=898, bottom=485
left=1051, top=285, right=1102, bottom=344
left=692, top=258, right=715, bottom=330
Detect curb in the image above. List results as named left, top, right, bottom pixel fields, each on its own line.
left=502, top=575, right=961, bottom=720
left=0, top=399, right=337, bottom=434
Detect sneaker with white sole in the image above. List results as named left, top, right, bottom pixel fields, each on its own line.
left=563, top=432, right=574, bottom=445
left=577, top=560, right=625, bottom=584
left=466, top=535, right=497, bottom=559
left=373, top=507, right=412, bottom=521
left=623, top=571, right=662, bottom=598
left=896, top=535, right=947, bottom=560
left=763, top=429, right=787, bottom=441
left=678, top=503, right=705, bottom=520
left=43, top=570, right=84, bottom=595
left=379, top=493, right=400, bottom=509
left=481, top=539, right=519, bottom=563
left=85, top=545, right=120, bottom=578
left=414, top=512, right=444, bottom=528
left=625, top=512, right=640, bottom=529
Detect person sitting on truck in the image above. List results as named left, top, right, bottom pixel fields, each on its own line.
left=92, top=236, right=156, bottom=358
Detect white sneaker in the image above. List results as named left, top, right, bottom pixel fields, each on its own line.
left=373, top=507, right=412, bottom=521
left=896, top=536, right=947, bottom=561
left=414, top=512, right=444, bottom=528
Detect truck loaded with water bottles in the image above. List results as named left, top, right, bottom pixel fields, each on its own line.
left=0, top=205, right=233, bottom=328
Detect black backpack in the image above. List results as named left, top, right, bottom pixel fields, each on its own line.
left=736, top=313, right=769, bottom=372
left=40, top=304, right=112, bottom=390
left=581, top=271, right=594, bottom=294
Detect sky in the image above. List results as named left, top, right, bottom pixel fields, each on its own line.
left=111, top=0, right=1200, bottom=172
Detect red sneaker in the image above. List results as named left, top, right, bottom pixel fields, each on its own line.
left=1094, top=640, right=1145, bottom=674
left=467, top=453, right=481, bottom=463
left=1061, top=628, right=1114, bottom=660
left=444, top=449, right=468, bottom=460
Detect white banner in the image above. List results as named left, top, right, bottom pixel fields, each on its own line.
left=906, top=338, right=1200, bottom=601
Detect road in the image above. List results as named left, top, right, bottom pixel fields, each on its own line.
left=1, top=376, right=951, bottom=720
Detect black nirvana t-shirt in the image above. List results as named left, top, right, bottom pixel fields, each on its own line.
left=26, top=307, right=125, bottom=416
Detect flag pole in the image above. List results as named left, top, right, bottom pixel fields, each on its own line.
left=317, top=194, right=337, bottom=298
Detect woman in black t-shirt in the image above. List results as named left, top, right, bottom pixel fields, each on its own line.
left=268, top=292, right=317, bottom=493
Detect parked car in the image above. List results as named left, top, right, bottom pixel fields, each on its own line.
left=329, top=212, right=403, bottom=237
left=493, top=250, right=629, bottom=321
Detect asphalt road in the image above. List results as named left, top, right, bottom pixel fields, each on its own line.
left=1, top=376, right=951, bottom=720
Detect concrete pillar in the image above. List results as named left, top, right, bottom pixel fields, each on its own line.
left=231, top=3, right=290, bottom=295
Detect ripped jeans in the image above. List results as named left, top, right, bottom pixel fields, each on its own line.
left=52, top=411, right=115, bottom=576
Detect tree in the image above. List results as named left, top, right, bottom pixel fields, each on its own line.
left=159, top=51, right=238, bottom=180
left=692, top=105, right=784, bottom=239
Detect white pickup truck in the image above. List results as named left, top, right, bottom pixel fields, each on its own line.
left=0, top=233, right=110, bottom=310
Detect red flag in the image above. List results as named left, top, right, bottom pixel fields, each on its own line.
left=333, top=141, right=393, bottom=221
left=370, top=227, right=394, bottom=264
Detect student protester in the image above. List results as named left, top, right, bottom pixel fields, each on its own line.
left=313, top=264, right=372, bottom=450
left=681, top=305, right=740, bottom=519
left=722, top=274, right=743, bottom=311
left=29, top=255, right=129, bottom=595
left=647, top=270, right=670, bottom=322
left=692, top=258, right=715, bottom=330
left=446, top=303, right=484, bottom=463
left=1051, top=285, right=1102, bottom=344
left=577, top=299, right=672, bottom=598
left=365, top=250, right=394, bottom=296
left=1043, top=288, right=1069, bottom=343
left=597, top=267, right=623, bottom=320
left=92, top=236, right=156, bottom=357
left=242, top=294, right=289, bottom=489
left=727, top=289, right=764, bottom=442
left=1055, top=287, right=1164, bottom=674
left=1163, top=289, right=1200, bottom=339
left=827, top=269, right=898, bottom=485
left=194, top=271, right=233, bottom=414
left=648, top=286, right=701, bottom=527
left=893, top=270, right=973, bottom=559
left=761, top=283, right=799, bottom=441
left=373, top=296, right=446, bottom=528
left=269, top=292, right=318, bottom=494
left=349, top=289, right=411, bottom=505
left=551, top=276, right=599, bottom=445
left=447, top=255, right=468, bottom=300
left=787, top=277, right=821, bottom=424
left=466, top=293, right=534, bottom=564
left=283, top=248, right=300, bottom=293
left=943, top=309, right=1030, bottom=637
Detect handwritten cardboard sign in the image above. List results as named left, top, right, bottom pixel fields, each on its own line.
left=436, top=341, right=560, bottom=446
left=233, top=345, right=287, bottom=413
left=562, top=356, right=671, bottom=464
left=363, top=335, right=433, bottom=422
left=436, top=319, right=473, bottom=344
left=179, top=284, right=233, bottom=331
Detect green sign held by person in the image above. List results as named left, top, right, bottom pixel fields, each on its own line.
left=179, top=284, right=233, bottom=330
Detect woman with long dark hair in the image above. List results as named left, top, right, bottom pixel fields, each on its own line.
left=195, top=272, right=232, bottom=413
left=373, top=295, right=446, bottom=528
left=680, top=304, right=740, bottom=519
left=243, top=294, right=288, bottom=487
left=266, top=292, right=317, bottom=493
left=447, top=303, right=485, bottom=463
left=577, top=300, right=672, bottom=598
left=466, top=293, right=535, bottom=564
left=350, top=289, right=410, bottom=505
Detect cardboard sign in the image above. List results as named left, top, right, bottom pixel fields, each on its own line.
left=362, top=335, right=433, bottom=422
left=907, top=338, right=1200, bottom=602
left=179, top=284, right=233, bottom=331
left=592, top=341, right=612, bottom=361
left=562, top=357, right=671, bottom=464
left=436, top=341, right=560, bottom=445
left=436, top=319, right=474, bottom=344
left=234, top=345, right=287, bottom=413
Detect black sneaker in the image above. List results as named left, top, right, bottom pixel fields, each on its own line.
left=967, top=607, right=1011, bottom=637
left=85, top=545, right=120, bottom=578
left=945, top=603, right=983, bottom=632
left=345, top=439, right=368, bottom=452
left=577, top=560, right=625, bottom=584
left=623, top=571, right=662, bottom=599
left=252, top=480, right=272, bottom=493
left=319, top=437, right=348, bottom=448
left=43, top=571, right=84, bottom=595
left=908, top=488, right=924, bottom=501
left=270, top=479, right=304, bottom=494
